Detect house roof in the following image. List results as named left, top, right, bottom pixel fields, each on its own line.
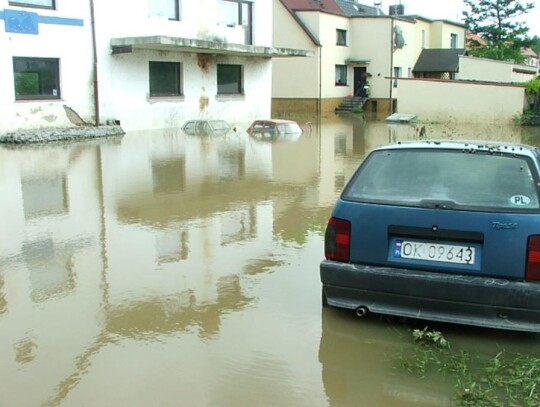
left=334, top=0, right=382, bottom=17
left=278, top=0, right=345, bottom=16
left=406, top=15, right=466, bottom=28
left=277, top=0, right=321, bottom=46
left=522, top=47, right=539, bottom=58
left=413, top=48, right=466, bottom=73
left=466, top=32, right=487, bottom=47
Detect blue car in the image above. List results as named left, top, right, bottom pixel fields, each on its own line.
left=321, top=140, right=540, bottom=332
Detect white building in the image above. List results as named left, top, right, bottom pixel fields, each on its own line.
left=0, top=0, right=312, bottom=133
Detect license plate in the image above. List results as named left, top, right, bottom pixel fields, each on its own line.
left=394, top=240, right=475, bottom=265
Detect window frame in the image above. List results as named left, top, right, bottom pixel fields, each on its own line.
left=8, top=0, right=55, bottom=9
left=336, top=29, right=347, bottom=46
left=335, top=65, right=348, bottom=86
left=149, top=61, right=183, bottom=98
left=148, top=0, right=181, bottom=21
left=218, top=0, right=253, bottom=45
left=13, top=57, right=61, bottom=101
left=450, top=33, right=458, bottom=49
left=393, top=66, right=402, bottom=88
left=217, top=64, right=244, bottom=95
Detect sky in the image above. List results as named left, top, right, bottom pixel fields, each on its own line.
left=390, top=0, right=540, bottom=36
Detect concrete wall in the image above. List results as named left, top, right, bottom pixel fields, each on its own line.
left=95, top=0, right=274, bottom=131
left=458, top=56, right=514, bottom=83
left=430, top=21, right=466, bottom=49
left=397, top=78, right=525, bottom=124
left=350, top=18, right=393, bottom=100
left=295, top=11, right=355, bottom=100
left=458, top=56, right=538, bottom=84
left=272, top=0, right=319, bottom=99
left=105, top=51, right=272, bottom=130
left=512, top=67, right=539, bottom=83
left=0, top=0, right=94, bottom=133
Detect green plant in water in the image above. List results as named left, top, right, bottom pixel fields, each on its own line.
left=412, top=327, right=449, bottom=348
left=396, top=327, right=540, bottom=406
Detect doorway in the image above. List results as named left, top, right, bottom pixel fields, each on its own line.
left=353, top=67, right=368, bottom=97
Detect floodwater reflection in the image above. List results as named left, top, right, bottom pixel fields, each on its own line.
left=1, top=118, right=540, bottom=406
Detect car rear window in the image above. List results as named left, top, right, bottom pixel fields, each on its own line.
left=343, top=149, right=540, bottom=212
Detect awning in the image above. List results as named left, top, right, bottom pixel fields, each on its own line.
left=413, top=48, right=466, bottom=73
left=111, top=36, right=314, bottom=58
left=345, top=58, right=371, bottom=64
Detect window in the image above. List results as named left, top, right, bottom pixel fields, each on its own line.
left=336, top=29, right=347, bottom=46
left=450, top=33, right=458, bottom=48
left=335, top=65, right=347, bottom=86
left=149, top=62, right=182, bottom=97
left=217, top=64, right=243, bottom=95
left=393, top=66, right=402, bottom=88
left=218, top=0, right=252, bottom=45
left=344, top=150, right=540, bottom=212
left=8, top=0, right=54, bottom=9
left=13, top=57, right=60, bottom=100
left=421, top=29, right=426, bottom=48
left=149, top=0, right=180, bottom=21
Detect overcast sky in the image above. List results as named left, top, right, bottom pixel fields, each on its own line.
left=389, top=0, right=540, bottom=36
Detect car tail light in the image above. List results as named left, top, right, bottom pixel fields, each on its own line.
left=325, top=217, right=350, bottom=263
left=526, top=236, right=540, bottom=281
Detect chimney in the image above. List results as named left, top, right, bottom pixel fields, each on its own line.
left=389, top=2, right=404, bottom=16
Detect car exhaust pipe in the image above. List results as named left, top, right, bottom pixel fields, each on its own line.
left=355, top=306, right=369, bottom=317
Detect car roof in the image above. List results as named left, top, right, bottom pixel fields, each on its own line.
left=373, top=140, right=540, bottom=160
left=252, top=119, right=297, bottom=124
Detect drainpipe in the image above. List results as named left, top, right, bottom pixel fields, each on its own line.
left=388, top=17, right=394, bottom=115
left=318, top=45, right=322, bottom=120
left=90, top=0, right=100, bottom=126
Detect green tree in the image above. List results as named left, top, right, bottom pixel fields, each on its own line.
left=531, top=35, right=540, bottom=55
left=463, top=0, right=534, bottom=63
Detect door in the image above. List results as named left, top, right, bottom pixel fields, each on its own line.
left=353, top=67, right=368, bottom=97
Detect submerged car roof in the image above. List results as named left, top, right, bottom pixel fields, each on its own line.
left=373, top=140, right=540, bottom=160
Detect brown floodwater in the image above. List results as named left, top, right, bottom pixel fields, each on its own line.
left=1, top=117, right=540, bottom=407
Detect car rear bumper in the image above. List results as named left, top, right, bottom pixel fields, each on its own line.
left=320, top=260, right=540, bottom=333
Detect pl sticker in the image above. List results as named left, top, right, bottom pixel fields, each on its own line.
left=510, top=195, right=530, bottom=206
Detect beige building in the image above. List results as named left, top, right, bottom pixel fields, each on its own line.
left=272, top=0, right=536, bottom=124
left=272, top=0, right=467, bottom=117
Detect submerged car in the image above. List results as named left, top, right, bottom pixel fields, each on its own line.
left=181, top=120, right=231, bottom=136
left=321, top=140, right=540, bottom=332
left=246, top=119, right=303, bottom=142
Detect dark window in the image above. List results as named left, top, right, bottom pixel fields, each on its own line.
left=393, top=66, right=401, bottom=87
left=149, top=0, right=181, bottom=21
left=217, top=64, right=243, bottom=95
left=8, top=0, right=54, bottom=9
left=13, top=57, right=60, bottom=100
left=344, top=150, right=540, bottom=212
left=335, top=65, right=347, bottom=86
left=450, top=33, right=458, bottom=48
left=149, top=62, right=182, bottom=97
left=336, top=29, right=347, bottom=46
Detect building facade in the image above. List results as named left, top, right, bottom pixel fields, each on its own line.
left=272, top=0, right=468, bottom=116
left=0, top=0, right=311, bottom=134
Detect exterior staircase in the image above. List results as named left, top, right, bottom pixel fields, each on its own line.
left=335, top=96, right=368, bottom=113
